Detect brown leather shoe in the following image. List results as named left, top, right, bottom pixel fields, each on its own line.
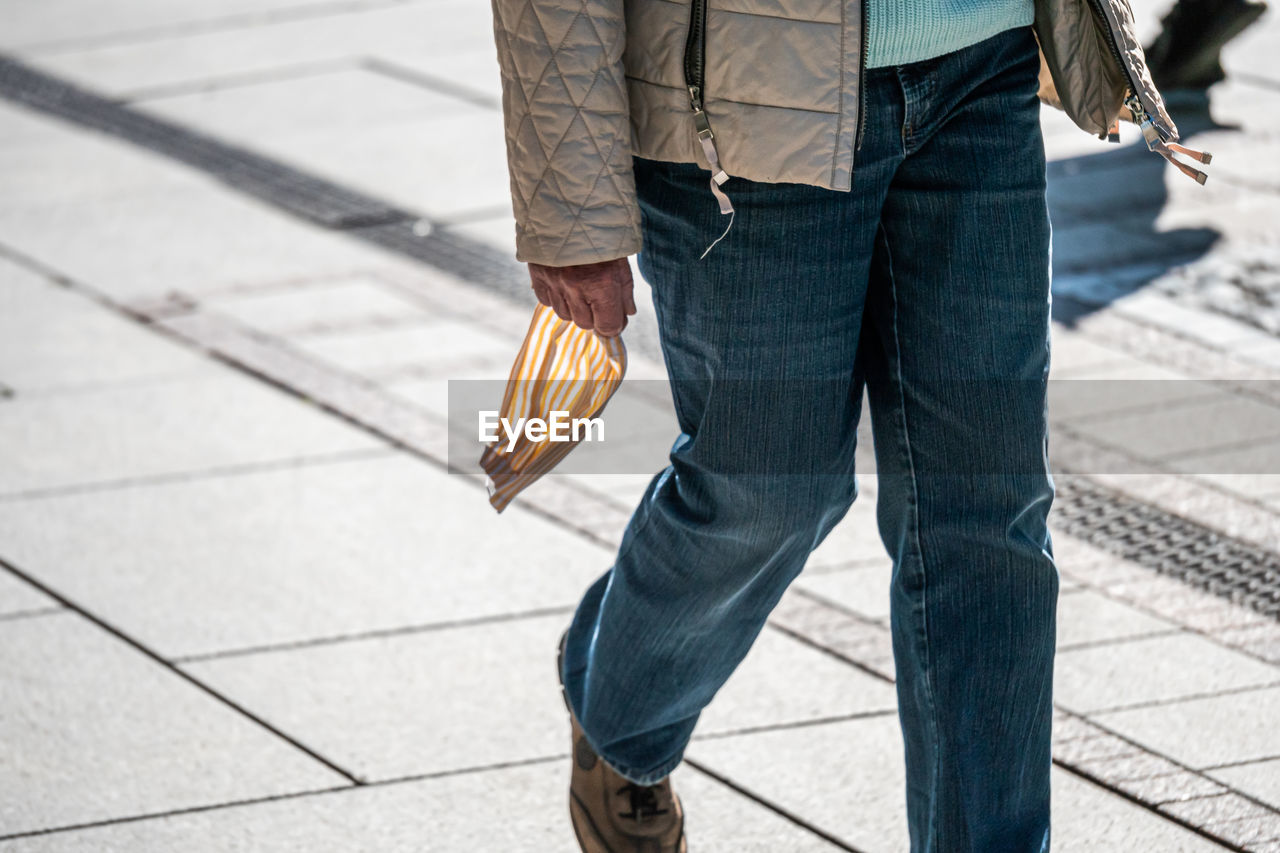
left=558, top=632, right=687, bottom=853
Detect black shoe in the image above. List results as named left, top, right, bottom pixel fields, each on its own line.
left=1145, top=0, right=1268, bottom=90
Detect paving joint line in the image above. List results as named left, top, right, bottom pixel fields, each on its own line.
left=0, top=447, right=396, bottom=504
left=359, top=56, right=500, bottom=110
left=1066, top=679, right=1280, bottom=716
left=11, top=0, right=420, bottom=56
left=1201, top=755, right=1280, bottom=771
left=0, top=782, right=357, bottom=843
left=684, top=758, right=868, bottom=853
left=1051, top=759, right=1245, bottom=852
left=171, top=604, right=578, bottom=664
left=767, top=620, right=895, bottom=686
left=1060, top=711, right=1280, bottom=839
left=0, top=754, right=578, bottom=842
left=116, top=57, right=358, bottom=103
left=1057, top=575, right=1280, bottom=669
left=0, top=605, right=67, bottom=624
left=0, top=555, right=365, bottom=786
left=1055, top=628, right=1184, bottom=653
left=688, top=709, right=898, bottom=744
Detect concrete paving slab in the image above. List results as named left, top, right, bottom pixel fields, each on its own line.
left=0, top=612, right=345, bottom=837
left=1049, top=531, right=1126, bottom=574
left=183, top=612, right=571, bottom=782
left=0, top=368, right=381, bottom=496
left=0, top=262, right=206, bottom=395
left=145, top=103, right=509, bottom=221
left=2, top=0, right=373, bottom=50
left=794, top=562, right=892, bottom=623
left=1047, top=328, right=1143, bottom=377
left=0, top=453, right=610, bottom=659
left=0, top=104, right=206, bottom=206
left=1171, top=441, right=1280, bottom=489
left=185, top=611, right=896, bottom=783
left=388, top=374, right=475, bottom=420
left=0, top=759, right=846, bottom=852
left=371, top=47, right=504, bottom=106
left=1048, top=374, right=1217, bottom=423
left=0, top=173, right=403, bottom=305
left=447, top=212, right=519, bottom=258
left=559, top=473, right=663, bottom=509
left=1208, top=759, right=1280, bottom=811
left=1055, top=633, right=1280, bottom=713
left=26, top=1, right=490, bottom=96
left=1112, top=292, right=1280, bottom=354
left=139, top=66, right=477, bottom=137
left=290, top=319, right=511, bottom=379
left=1094, top=686, right=1280, bottom=769
left=687, top=715, right=910, bottom=852
left=1050, top=770, right=1229, bottom=852
left=804, top=497, right=886, bottom=569
left=1065, top=392, right=1280, bottom=461
left=1056, top=590, right=1177, bottom=648
left=688, top=714, right=1227, bottom=851
left=0, top=571, right=55, bottom=617
left=201, top=276, right=430, bottom=336
left=698, top=627, right=898, bottom=734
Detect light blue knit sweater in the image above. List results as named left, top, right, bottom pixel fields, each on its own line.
left=866, top=0, right=1035, bottom=68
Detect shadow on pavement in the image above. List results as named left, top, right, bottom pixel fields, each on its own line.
left=1048, top=93, right=1230, bottom=326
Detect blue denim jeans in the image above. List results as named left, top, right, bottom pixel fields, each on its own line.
left=560, top=24, right=1057, bottom=853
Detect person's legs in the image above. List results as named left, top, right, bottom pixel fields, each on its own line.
left=860, top=26, right=1058, bottom=852
left=560, top=73, right=906, bottom=787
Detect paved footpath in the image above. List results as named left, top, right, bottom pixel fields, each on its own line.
left=1, top=1, right=1279, bottom=850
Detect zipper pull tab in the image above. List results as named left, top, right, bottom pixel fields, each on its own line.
left=1125, top=94, right=1213, bottom=184
left=1106, top=117, right=1121, bottom=144
left=688, top=85, right=735, bottom=258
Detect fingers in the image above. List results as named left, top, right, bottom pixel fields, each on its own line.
left=530, top=265, right=572, bottom=321
left=590, top=285, right=626, bottom=336
left=563, top=287, right=595, bottom=330
left=620, top=267, right=637, bottom=317
left=531, top=278, right=554, bottom=309
left=527, top=258, right=633, bottom=336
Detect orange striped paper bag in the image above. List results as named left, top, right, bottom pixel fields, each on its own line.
left=480, top=303, right=627, bottom=512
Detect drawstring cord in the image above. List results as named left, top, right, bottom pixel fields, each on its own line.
left=692, top=96, right=736, bottom=258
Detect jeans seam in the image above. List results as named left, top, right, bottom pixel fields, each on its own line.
left=878, top=222, right=944, bottom=849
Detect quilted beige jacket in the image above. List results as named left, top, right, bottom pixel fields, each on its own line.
left=489, top=0, right=1190, bottom=267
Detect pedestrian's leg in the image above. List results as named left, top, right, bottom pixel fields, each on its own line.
left=860, top=26, right=1058, bottom=852
left=561, top=100, right=903, bottom=786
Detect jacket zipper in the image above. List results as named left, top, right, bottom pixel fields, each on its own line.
left=1084, top=0, right=1212, bottom=183
left=854, top=0, right=869, bottom=152
left=683, top=0, right=735, bottom=256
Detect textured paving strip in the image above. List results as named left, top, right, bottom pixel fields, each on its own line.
left=773, top=590, right=1279, bottom=852
left=0, top=55, right=526, bottom=299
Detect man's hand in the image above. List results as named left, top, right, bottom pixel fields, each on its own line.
left=528, top=257, right=637, bottom=337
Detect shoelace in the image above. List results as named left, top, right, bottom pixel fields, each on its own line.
left=616, top=782, right=670, bottom=822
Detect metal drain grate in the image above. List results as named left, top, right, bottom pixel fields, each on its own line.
left=1055, top=476, right=1280, bottom=620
